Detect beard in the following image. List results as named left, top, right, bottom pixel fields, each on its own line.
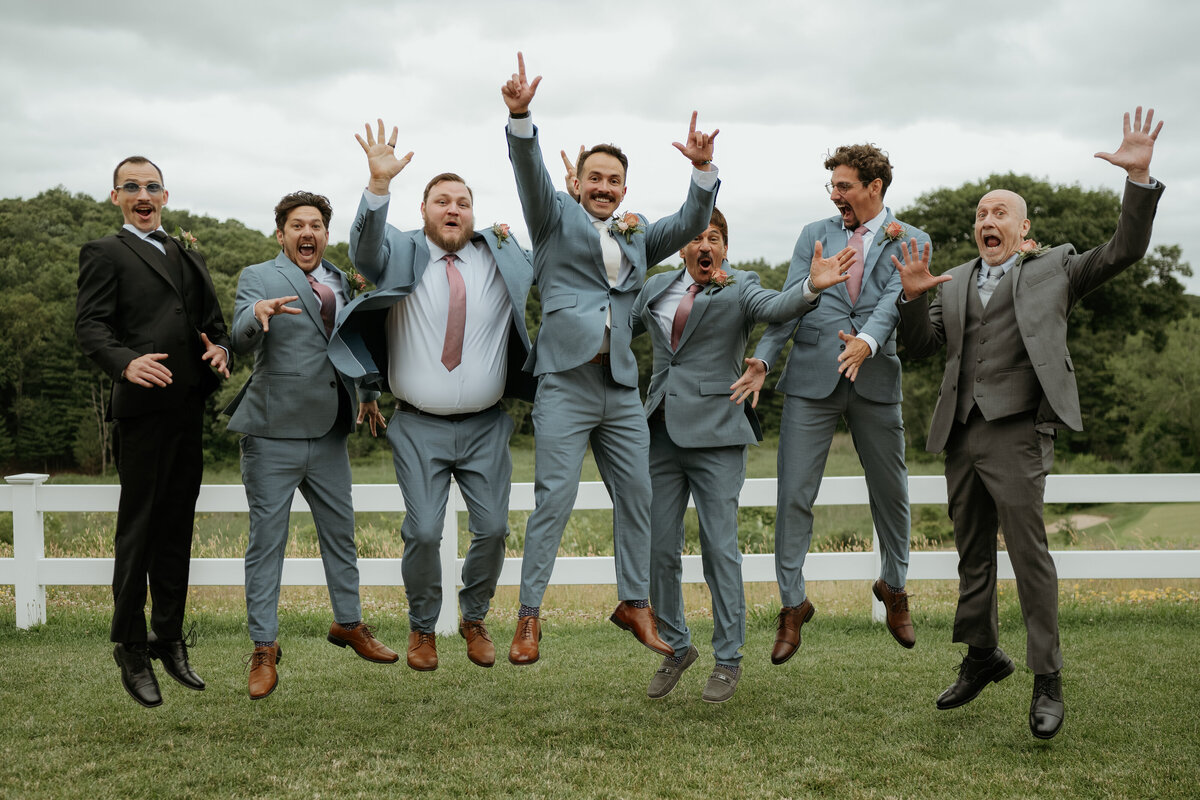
left=424, top=219, right=472, bottom=253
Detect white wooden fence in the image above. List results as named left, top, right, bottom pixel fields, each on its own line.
left=2, top=472, right=1198, bottom=635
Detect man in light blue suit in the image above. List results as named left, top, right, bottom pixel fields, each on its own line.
left=226, top=191, right=399, bottom=700
left=501, top=53, right=719, bottom=665
left=633, top=208, right=853, bottom=702
left=736, top=145, right=931, bottom=662
left=328, top=120, right=535, bottom=672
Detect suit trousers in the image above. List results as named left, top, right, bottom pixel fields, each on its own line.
left=240, top=427, right=361, bottom=642
left=648, top=423, right=747, bottom=664
left=775, top=381, right=910, bottom=606
left=945, top=409, right=1062, bottom=674
left=388, top=405, right=513, bottom=632
left=110, top=392, right=205, bottom=643
left=520, top=363, right=653, bottom=606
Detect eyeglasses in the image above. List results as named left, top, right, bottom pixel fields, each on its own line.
left=825, top=181, right=868, bottom=195
left=115, top=182, right=164, bottom=195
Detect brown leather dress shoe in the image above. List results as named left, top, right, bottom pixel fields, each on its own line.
left=460, top=619, right=495, bottom=668
left=406, top=631, right=438, bottom=671
left=609, top=602, right=673, bottom=656
left=872, top=580, right=915, bottom=648
left=771, top=599, right=815, bottom=665
left=328, top=621, right=400, bottom=663
left=508, top=616, right=541, bottom=665
left=247, top=642, right=281, bottom=700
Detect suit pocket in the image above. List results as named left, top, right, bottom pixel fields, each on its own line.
left=699, top=380, right=731, bottom=397
left=794, top=326, right=820, bottom=345
left=1024, top=268, right=1058, bottom=287
left=542, top=293, right=578, bottom=314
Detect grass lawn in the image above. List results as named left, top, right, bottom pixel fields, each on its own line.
left=1, top=581, right=1198, bottom=799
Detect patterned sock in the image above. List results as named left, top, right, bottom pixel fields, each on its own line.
left=715, top=663, right=739, bottom=673
left=253, top=640, right=274, bottom=649
left=338, top=620, right=361, bottom=630
left=664, top=652, right=685, bottom=665
left=518, top=604, right=539, bottom=618
left=967, top=645, right=995, bottom=660
left=627, top=599, right=649, bottom=609
left=887, top=583, right=905, bottom=595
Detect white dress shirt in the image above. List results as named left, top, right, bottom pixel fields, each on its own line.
left=648, top=270, right=702, bottom=340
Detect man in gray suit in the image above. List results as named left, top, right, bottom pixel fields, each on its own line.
left=226, top=191, right=399, bottom=700
left=735, top=145, right=931, bottom=662
left=894, top=107, right=1163, bottom=739
left=632, top=208, right=853, bottom=702
left=329, top=120, right=535, bottom=672
left=501, top=53, right=719, bottom=664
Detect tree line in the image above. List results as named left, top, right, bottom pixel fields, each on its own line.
left=0, top=175, right=1194, bottom=476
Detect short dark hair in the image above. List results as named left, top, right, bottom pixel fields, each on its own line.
left=423, top=173, right=473, bottom=203
left=113, top=155, right=163, bottom=188
left=576, top=144, right=628, bottom=182
left=824, top=144, right=893, bottom=197
left=709, top=207, right=728, bottom=246
left=274, top=191, right=333, bottom=230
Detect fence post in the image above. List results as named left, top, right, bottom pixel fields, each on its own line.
left=435, top=478, right=461, bottom=636
left=7, top=473, right=50, bottom=629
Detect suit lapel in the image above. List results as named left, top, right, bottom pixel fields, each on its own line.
left=277, top=254, right=325, bottom=333
left=861, top=209, right=894, bottom=287
left=116, top=229, right=181, bottom=298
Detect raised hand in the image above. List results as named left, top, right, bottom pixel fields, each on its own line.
left=1094, top=106, right=1162, bottom=184
left=730, top=358, right=767, bottom=408
left=356, top=118, right=414, bottom=195
left=200, top=332, right=230, bottom=378
left=357, top=400, right=387, bottom=437
left=890, top=238, right=944, bottom=301
left=253, top=296, right=302, bottom=333
left=502, top=51, right=542, bottom=115
left=123, top=352, right=172, bottom=388
left=561, top=145, right=583, bottom=200
left=671, top=111, right=719, bottom=168
left=809, top=241, right=856, bottom=290
left=836, top=331, right=870, bottom=381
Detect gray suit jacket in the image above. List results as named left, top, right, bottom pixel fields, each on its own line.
left=632, top=265, right=819, bottom=448
left=755, top=211, right=930, bottom=404
left=898, top=179, right=1164, bottom=453
left=224, top=254, right=357, bottom=438
left=328, top=195, right=536, bottom=401
left=507, top=124, right=719, bottom=388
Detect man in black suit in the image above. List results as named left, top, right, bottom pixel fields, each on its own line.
left=75, top=155, right=231, bottom=708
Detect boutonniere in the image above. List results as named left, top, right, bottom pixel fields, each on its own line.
left=343, top=265, right=370, bottom=299
left=704, top=267, right=736, bottom=294
left=609, top=212, right=644, bottom=244
left=491, top=222, right=511, bottom=249
left=175, top=227, right=200, bottom=252
left=1014, top=239, right=1051, bottom=266
left=877, top=220, right=906, bottom=246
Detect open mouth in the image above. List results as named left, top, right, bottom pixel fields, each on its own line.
left=983, top=235, right=1001, bottom=248
left=134, top=204, right=154, bottom=220
left=697, top=255, right=713, bottom=269
left=298, top=242, right=316, bottom=258
left=590, top=193, right=615, bottom=205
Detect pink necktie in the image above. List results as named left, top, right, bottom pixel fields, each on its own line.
left=441, top=253, right=466, bottom=371
left=670, top=283, right=704, bottom=351
left=306, top=273, right=335, bottom=337
left=846, top=225, right=868, bottom=304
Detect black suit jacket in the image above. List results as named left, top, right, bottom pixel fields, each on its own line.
left=75, top=228, right=230, bottom=419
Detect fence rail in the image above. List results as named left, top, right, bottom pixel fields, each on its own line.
left=3, top=472, right=1198, bottom=634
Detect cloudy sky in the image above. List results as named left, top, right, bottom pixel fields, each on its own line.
left=3, top=0, right=1195, bottom=292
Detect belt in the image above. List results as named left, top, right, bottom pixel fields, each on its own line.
left=395, top=400, right=499, bottom=423
left=588, top=352, right=611, bottom=366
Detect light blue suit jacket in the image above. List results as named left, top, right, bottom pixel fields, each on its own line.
left=507, top=125, right=719, bottom=388
left=754, top=211, right=930, bottom=404
left=632, top=265, right=819, bottom=449
left=328, top=195, right=536, bottom=401
left=224, top=254, right=357, bottom=438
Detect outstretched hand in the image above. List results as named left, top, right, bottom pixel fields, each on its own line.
left=809, top=241, right=856, bottom=290
left=890, top=238, right=944, bottom=301
left=1094, top=106, right=1162, bottom=185
left=200, top=332, right=230, bottom=378
left=254, top=296, right=302, bottom=333
left=502, top=52, right=541, bottom=115
left=836, top=331, right=870, bottom=382
left=730, top=358, right=766, bottom=408
left=357, top=400, right=387, bottom=437
left=671, top=111, right=718, bottom=168
left=356, top=118, right=413, bottom=195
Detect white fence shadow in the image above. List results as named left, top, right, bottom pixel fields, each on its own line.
left=3, top=472, right=1198, bottom=634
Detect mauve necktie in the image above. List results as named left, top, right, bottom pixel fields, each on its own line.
left=306, top=272, right=335, bottom=337
left=670, top=283, right=704, bottom=351
left=441, top=253, right=466, bottom=371
left=846, top=225, right=868, bottom=304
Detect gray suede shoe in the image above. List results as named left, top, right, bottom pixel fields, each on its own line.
left=702, top=664, right=742, bottom=703
left=647, top=645, right=698, bottom=699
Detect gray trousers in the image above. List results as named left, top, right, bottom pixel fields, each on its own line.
left=241, top=430, right=361, bottom=642
left=945, top=410, right=1062, bottom=674
left=520, top=363, right=652, bottom=606
left=775, top=382, right=910, bottom=606
left=649, top=422, right=747, bottom=664
left=388, top=405, right=513, bottom=632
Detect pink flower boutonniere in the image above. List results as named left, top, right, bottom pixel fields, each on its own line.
left=705, top=267, right=736, bottom=294
left=877, top=220, right=906, bottom=246
left=610, top=212, right=644, bottom=244
left=1015, top=239, right=1051, bottom=266
left=175, top=227, right=200, bottom=252
left=343, top=265, right=369, bottom=299
left=492, top=222, right=511, bottom=249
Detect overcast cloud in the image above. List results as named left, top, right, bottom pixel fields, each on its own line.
left=2, top=0, right=1195, bottom=291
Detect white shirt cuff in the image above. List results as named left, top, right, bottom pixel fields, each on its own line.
left=692, top=166, right=719, bottom=191
left=858, top=332, right=878, bottom=356
left=363, top=189, right=389, bottom=210
left=508, top=115, right=535, bottom=138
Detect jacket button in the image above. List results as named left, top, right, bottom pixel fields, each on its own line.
left=329, top=381, right=336, bottom=388
left=175, top=307, right=182, bottom=313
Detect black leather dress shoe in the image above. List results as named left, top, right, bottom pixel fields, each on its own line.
left=148, top=632, right=206, bottom=691
left=936, top=648, right=1016, bottom=710
left=113, top=643, right=163, bottom=708
left=1030, top=671, right=1065, bottom=739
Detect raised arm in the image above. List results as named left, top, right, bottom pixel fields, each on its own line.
left=355, top=117, right=414, bottom=197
